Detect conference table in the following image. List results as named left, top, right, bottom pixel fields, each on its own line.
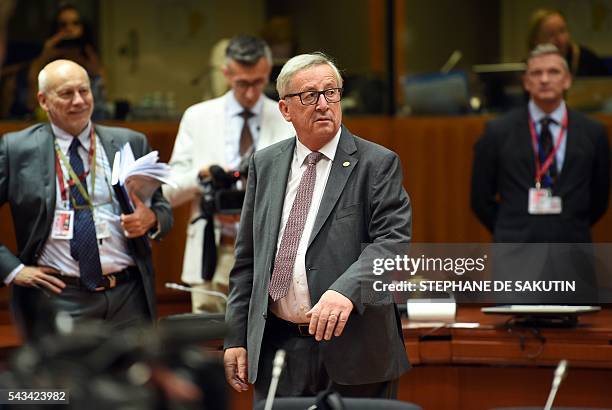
left=397, top=305, right=612, bottom=410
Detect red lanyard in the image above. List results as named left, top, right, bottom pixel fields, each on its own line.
left=55, top=127, right=96, bottom=202
left=528, top=108, right=567, bottom=188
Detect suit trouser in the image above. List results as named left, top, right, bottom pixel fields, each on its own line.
left=14, top=276, right=150, bottom=339
left=253, top=313, right=398, bottom=404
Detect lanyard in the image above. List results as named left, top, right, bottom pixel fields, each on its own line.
left=528, top=108, right=567, bottom=189
left=54, top=127, right=97, bottom=207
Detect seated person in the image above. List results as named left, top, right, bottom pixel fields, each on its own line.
left=528, top=8, right=609, bottom=77
left=16, top=3, right=106, bottom=119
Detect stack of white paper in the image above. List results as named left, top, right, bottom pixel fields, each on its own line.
left=111, top=143, right=176, bottom=206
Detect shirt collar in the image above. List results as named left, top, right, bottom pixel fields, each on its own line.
left=295, top=127, right=342, bottom=166
left=51, top=121, right=93, bottom=152
left=528, top=99, right=566, bottom=126
left=226, top=90, right=264, bottom=118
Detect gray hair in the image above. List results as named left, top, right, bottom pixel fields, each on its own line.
left=276, top=52, right=343, bottom=98
left=527, top=43, right=569, bottom=72
left=225, top=35, right=272, bottom=66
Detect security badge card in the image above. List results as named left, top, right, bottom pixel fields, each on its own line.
left=51, top=209, right=111, bottom=240
left=528, top=187, right=562, bottom=214
left=52, top=209, right=74, bottom=239
left=94, top=210, right=111, bottom=240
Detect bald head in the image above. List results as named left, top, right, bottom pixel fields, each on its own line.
left=37, top=59, right=94, bottom=136
left=38, top=59, right=90, bottom=93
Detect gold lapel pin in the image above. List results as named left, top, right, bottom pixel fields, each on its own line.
left=342, top=161, right=350, bottom=167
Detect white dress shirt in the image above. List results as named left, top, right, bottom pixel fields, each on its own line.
left=270, top=128, right=341, bottom=323
left=528, top=99, right=567, bottom=173
left=10, top=122, right=134, bottom=281
left=224, top=92, right=264, bottom=170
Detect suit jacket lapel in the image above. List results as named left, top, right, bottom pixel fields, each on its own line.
left=266, top=139, right=294, bottom=254
left=95, top=125, right=120, bottom=164
left=515, top=109, right=537, bottom=185
left=39, top=124, right=56, bottom=221
left=555, top=109, right=577, bottom=194
left=308, top=126, right=358, bottom=248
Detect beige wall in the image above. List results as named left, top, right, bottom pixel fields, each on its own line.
left=100, top=0, right=266, bottom=112
left=501, top=0, right=612, bottom=62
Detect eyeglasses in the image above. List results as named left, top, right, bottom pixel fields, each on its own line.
left=234, top=79, right=267, bottom=90
left=283, top=88, right=343, bottom=105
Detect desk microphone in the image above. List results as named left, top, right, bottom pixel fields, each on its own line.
left=164, top=282, right=228, bottom=302
left=263, top=349, right=286, bottom=410
left=544, top=359, right=568, bottom=410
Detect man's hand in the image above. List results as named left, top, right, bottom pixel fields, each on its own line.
left=13, top=266, right=65, bottom=294
left=306, top=290, right=353, bottom=341
left=223, top=347, right=249, bottom=392
left=121, top=193, right=157, bottom=238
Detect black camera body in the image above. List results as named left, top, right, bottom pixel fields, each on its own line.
left=200, top=164, right=246, bottom=216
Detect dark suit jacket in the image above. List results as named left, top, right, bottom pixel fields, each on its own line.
left=0, top=123, right=173, bottom=319
left=225, top=125, right=412, bottom=385
left=471, top=106, right=610, bottom=242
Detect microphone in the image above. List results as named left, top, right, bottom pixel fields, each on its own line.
left=164, top=282, right=228, bottom=302
left=440, top=50, right=462, bottom=74
left=263, top=349, right=286, bottom=410
left=544, top=359, right=568, bottom=410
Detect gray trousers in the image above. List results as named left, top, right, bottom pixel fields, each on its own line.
left=15, top=277, right=150, bottom=339
left=253, top=314, right=398, bottom=404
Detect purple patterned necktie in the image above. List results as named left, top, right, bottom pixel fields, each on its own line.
left=68, top=137, right=103, bottom=290
left=269, top=151, right=324, bottom=301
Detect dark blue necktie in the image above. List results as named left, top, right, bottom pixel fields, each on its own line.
left=538, top=117, right=557, bottom=188
left=68, top=137, right=103, bottom=290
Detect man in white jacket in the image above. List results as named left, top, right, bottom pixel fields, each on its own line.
left=163, top=35, right=294, bottom=312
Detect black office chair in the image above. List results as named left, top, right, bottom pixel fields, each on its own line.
left=254, top=397, right=422, bottom=410
left=157, top=312, right=226, bottom=344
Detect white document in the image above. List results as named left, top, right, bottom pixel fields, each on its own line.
left=111, top=143, right=176, bottom=207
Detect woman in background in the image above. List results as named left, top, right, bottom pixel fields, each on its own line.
left=528, top=8, right=609, bottom=77
left=26, top=2, right=106, bottom=118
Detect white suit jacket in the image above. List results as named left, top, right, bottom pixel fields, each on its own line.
left=163, top=92, right=294, bottom=284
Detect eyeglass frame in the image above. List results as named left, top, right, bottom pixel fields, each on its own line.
left=233, top=78, right=268, bottom=90
left=282, top=87, right=343, bottom=105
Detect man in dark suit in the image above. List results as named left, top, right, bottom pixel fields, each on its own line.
left=224, top=53, right=411, bottom=400
left=471, top=44, right=609, bottom=303
left=472, top=43, right=609, bottom=242
left=0, top=59, right=172, bottom=337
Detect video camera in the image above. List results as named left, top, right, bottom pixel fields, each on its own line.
left=200, top=161, right=248, bottom=216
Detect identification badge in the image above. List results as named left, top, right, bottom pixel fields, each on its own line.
left=51, top=210, right=74, bottom=239
left=94, top=212, right=111, bottom=240
left=528, top=188, right=562, bottom=214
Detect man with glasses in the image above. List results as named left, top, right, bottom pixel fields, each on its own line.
left=164, top=35, right=293, bottom=313
left=224, top=52, right=411, bottom=400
